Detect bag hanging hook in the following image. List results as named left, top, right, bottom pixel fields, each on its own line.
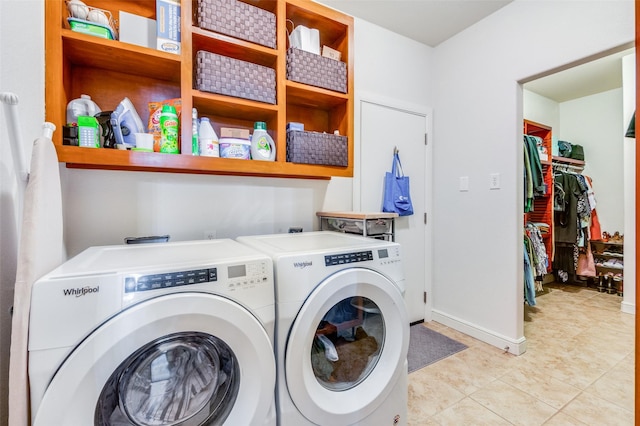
left=394, top=146, right=399, bottom=155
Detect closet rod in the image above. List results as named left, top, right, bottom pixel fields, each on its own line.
left=552, top=162, right=584, bottom=172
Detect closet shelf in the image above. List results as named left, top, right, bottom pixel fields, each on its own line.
left=552, top=156, right=585, bottom=166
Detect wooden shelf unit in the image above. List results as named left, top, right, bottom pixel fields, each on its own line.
left=524, top=119, right=553, bottom=272
left=591, top=240, right=624, bottom=275
left=45, top=0, right=354, bottom=179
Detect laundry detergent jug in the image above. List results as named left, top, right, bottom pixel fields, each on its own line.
left=66, top=94, right=101, bottom=125
left=250, top=122, right=276, bottom=161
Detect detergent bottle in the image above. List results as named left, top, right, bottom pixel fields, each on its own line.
left=199, top=117, right=219, bottom=157
left=191, top=108, right=199, bottom=156
left=250, top=121, right=276, bottom=161
left=159, top=104, right=179, bottom=154
left=66, top=94, right=101, bottom=125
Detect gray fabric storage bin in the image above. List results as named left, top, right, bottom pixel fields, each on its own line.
left=196, top=0, right=276, bottom=49
left=286, top=130, right=348, bottom=166
left=195, top=50, right=276, bottom=104
left=286, top=48, right=347, bottom=93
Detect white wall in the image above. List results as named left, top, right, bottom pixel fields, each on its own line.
left=0, top=2, right=432, bottom=421
left=523, top=89, right=560, bottom=136
left=559, top=89, right=625, bottom=233
left=431, top=0, right=634, bottom=354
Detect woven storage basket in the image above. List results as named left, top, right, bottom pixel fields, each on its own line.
left=286, top=130, right=348, bottom=166
left=195, top=51, right=276, bottom=104
left=196, top=0, right=276, bottom=49
left=286, top=48, right=347, bottom=93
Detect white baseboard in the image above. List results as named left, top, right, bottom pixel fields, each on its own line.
left=621, top=301, right=636, bottom=315
left=432, top=310, right=527, bottom=356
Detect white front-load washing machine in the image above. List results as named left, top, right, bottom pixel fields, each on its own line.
left=28, top=239, right=277, bottom=426
left=237, top=231, right=409, bottom=426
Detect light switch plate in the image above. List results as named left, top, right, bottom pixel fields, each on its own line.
left=490, top=173, right=501, bottom=190
left=459, top=176, right=469, bottom=192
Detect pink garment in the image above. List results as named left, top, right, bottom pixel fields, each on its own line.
left=9, top=137, right=66, bottom=425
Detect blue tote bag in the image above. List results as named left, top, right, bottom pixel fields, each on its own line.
left=382, top=151, right=414, bottom=216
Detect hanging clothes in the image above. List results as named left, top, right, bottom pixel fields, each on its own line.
left=552, top=166, right=604, bottom=281
left=523, top=135, right=545, bottom=213
left=553, top=171, right=581, bottom=244
left=524, top=242, right=536, bottom=306
left=523, top=241, right=537, bottom=306
left=524, top=138, right=534, bottom=212
left=525, top=222, right=548, bottom=278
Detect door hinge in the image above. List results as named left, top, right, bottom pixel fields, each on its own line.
left=424, top=133, right=428, bottom=145
left=424, top=291, right=427, bottom=304
left=424, top=212, right=427, bottom=225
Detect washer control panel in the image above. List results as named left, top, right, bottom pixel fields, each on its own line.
left=124, top=261, right=269, bottom=293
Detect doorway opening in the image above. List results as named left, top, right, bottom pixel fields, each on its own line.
left=521, top=46, right=634, bottom=312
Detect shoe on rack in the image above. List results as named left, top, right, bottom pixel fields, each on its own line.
left=610, top=232, right=623, bottom=243
left=597, top=274, right=606, bottom=292
left=607, top=276, right=617, bottom=294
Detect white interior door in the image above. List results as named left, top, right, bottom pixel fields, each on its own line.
left=358, top=100, right=430, bottom=323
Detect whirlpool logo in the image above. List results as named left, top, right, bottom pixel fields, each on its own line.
left=63, top=286, right=100, bottom=297
left=293, top=261, right=312, bottom=269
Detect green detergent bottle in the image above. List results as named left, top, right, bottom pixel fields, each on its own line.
left=159, top=104, right=179, bottom=154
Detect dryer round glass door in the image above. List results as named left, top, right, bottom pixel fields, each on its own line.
left=32, top=293, right=276, bottom=426
left=285, top=268, right=409, bottom=425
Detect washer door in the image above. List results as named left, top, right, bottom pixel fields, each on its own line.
left=33, top=293, right=275, bottom=426
left=285, top=268, right=409, bottom=425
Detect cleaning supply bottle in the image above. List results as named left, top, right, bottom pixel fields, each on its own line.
left=250, top=121, right=276, bottom=161
left=191, top=108, right=199, bottom=156
left=66, top=94, right=101, bottom=125
left=77, top=115, right=100, bottom=148
left=159, top=104, right=179, bottom=154
left=199, top=117, right=219, bottom=157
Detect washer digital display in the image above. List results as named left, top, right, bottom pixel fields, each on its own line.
left=228, top=264, right=246, bottom=279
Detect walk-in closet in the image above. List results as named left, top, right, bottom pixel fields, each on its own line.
left=522, top=47, right=634, bottom=313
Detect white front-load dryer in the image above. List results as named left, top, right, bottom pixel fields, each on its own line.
left=28, top=239, right=276, bottom=426
left=237, top=232, right=409, bottom=426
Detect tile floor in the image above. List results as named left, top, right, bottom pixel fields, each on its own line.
left=408, top=283, right=635, bottom=425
